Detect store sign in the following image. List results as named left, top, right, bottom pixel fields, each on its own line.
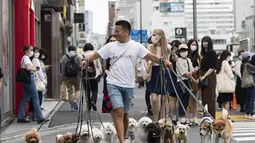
left=160, top=2, right=184, bottom=13
left=175, top=27, right=186, bottom=38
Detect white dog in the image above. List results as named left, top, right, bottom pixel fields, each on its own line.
left=125, top=118, right=138, bottom=143
left=136, top=116, right=153, bottom=143
left=78, top=125, right=93, bottom=143
left=100, top=122, right=117, bottom=143
left=174, top=123, right=190, bottom=143
left=92, top=127, right=104, bottom=143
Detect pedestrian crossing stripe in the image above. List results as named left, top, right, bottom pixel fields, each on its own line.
left=232, top=122, right=255, bottom=142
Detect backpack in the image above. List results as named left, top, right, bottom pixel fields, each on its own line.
left=65, top=54, right=80, bottom=77
left=82, top=55, right=96, bottom=78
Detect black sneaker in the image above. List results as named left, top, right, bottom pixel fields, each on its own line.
left=147, top=109, right=153, bottom=116
left=37, top=119, right=49, bottom=124
left=17, top=119, right=30, bottom=123
left=91, top=102, right=97, bottom=111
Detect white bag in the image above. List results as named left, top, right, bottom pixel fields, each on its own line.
left=35, top=72, right=46, bottom=92
left=216, top=62, right=235, bottom=93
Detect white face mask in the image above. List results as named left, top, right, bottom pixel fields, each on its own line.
left=180, top=51, right=188, bottom=58
left=151, top=35, right=160, bottom=44
left=227, top=56, right=231, bottom=61
left=190, top=46, right=197, bottom=51
left=34, top=52, right=40, bottom=58
left=28, top=51, right=34, bottom=57
left=41, top=55, right=45, bottom=59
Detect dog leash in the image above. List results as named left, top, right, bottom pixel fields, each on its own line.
left=37, top=68, right=84, bottom=132
left=167, top=69, right=214, bottom=119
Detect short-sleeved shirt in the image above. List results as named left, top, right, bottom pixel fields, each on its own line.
left=200, top=50, right=217, bottom=72
left=176, top=57, right=194, bottom=82
left=0, top=67, right=3, bottom=79
left=98, top=39, right=149, bottom=88
left=21, top=55, right=33, bottom=68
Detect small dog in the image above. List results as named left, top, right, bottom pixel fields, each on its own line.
left=92, top=127, right=104, bottom=143
left=200, top=117, right=214, bottom=143
left=126, top=118, right=137, bottom=143
left=136, top=116, right=153, bottom=143
left=25, top=128, right=41, bottom=143
left=100, top=122, right=117, bottom=143
left=213, top=108, right=232, bottom=143
left=78, top=125, right=93, bottom=143
left=56, top=132, right=79, bottom=143
left=159, top=118, right=174, bottom=143
left=174, top=123, right=190, bottom=143
left=147, top=122, right=161, bottom=143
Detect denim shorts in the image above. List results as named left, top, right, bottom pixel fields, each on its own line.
left=107, top=84, right=134, bottom=113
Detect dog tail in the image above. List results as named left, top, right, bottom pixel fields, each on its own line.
left=221, top=108, right=228, bottom=120
left=203, top=104, right=208, bottom=116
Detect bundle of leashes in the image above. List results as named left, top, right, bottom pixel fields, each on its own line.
left=156, top=62, right=214, bottom=126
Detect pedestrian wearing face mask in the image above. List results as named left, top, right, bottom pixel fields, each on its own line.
left=17, top=45, right=49, bottom=124
left=200, top=36, right=218, bottom=118
left=28, top=47, right=46, bottom=120
left=187, top=39, right=201, bottom=125
left=233, top=50, right=246, bottom=112
left=176, top=44, right=197, bottom=124
left=216, top=50, right=235, bottom=119
left=38, top=48, right=49, bottom=109
left=145, top=29, right=175, bottom=121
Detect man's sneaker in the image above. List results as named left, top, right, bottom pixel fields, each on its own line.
left=17, top=119, right=30, bottom=123
left=37, top=119, right=49, bottom=124
left=250, top=115, right=255, bottom=120
left=244, top=114, right=250, bottom=119
left=73, top=100, right=79, bottom=110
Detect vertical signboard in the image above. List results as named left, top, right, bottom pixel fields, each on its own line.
left=85, top=10, right=89, bottom=34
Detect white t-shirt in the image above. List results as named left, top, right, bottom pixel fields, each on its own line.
left=98, top=40, right=149, bottom=88
left=21, top=55, right=33, bottom=68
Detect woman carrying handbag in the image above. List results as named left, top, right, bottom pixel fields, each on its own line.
left=216, top=50, right=235, bottom=119
left=16, top=45, right=49, bottom=124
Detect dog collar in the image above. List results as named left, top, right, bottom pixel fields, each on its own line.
left=127, top=131, right=135, bottom=140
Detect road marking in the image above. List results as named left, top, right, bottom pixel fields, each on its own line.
left=232, top=122, right=255, bottom=142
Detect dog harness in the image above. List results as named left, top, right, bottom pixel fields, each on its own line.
left=200, top=117, right=213, bottom=125
left=126, top=131, right=135, bottom=140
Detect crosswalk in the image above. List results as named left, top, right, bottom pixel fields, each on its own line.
left=232, top=122, right=255, bottom=142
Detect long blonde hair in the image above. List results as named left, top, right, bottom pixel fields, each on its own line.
left=150, top=29, right=169, bottom=58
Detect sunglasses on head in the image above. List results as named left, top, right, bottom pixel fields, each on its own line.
left=110, top=40, right=116, bottom=42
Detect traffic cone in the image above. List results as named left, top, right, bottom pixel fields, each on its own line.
left=232, top=93, right=237, bottom=110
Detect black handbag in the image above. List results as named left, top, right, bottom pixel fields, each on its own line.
left=198, top=70, right=208, bottom=88
left=16, top=68, right=31, bottom=83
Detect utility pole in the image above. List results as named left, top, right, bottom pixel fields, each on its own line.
left=193, top=0, right=197, bottom=40
left=140, top=0, right=143, bottom=44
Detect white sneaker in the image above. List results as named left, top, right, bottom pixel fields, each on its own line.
left=244, top=114, right=250, bottom=119
left=180, top=117, right=186, bottom=124
left=250, top=115, right=255, bottom=120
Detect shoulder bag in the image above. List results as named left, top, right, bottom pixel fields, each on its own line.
left=16, top=57, right=31, bottom=83
left=241, top=64, right=255, bottom=88
left=35, top=71, right=46, bottom=92
left=216, top=62, right=235, bottom=93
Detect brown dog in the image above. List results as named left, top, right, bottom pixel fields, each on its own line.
left=25, top=128, right=41, bottom=143
left=158, top=118, right=174, bottom=143
left=213, top=109, right=232, bottom=143
left=56, top=132, right=79, bottom=143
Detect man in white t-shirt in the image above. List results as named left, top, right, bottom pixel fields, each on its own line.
left=80, top=20, right=172, bottom=143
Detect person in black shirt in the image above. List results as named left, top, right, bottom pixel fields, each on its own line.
left=200, top=36, right=217, bottom=119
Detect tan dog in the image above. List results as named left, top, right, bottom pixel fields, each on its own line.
left=213, top=108, right=232, bottom=143
left=56, top=132, right=79, bottom=143
left=158, top=118, right=174, bottom=143
left=25, top=128, right=41, bottom=143
left=199, top=117, right=213, bottom=143
left=174, top=123, right=190, bottom=143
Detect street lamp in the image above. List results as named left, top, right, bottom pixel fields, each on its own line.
left=140, top=0, right=143, bottom=44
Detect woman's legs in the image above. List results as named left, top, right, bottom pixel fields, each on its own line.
left=160, top=96, right=169, bottom=119
left=151, top=93, right=159, bottom=121
left=145, top=90, right=152, bottom=115
left=18, top=84, right=30, bottom=120
left=169, top=96, right=178, bottom=121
